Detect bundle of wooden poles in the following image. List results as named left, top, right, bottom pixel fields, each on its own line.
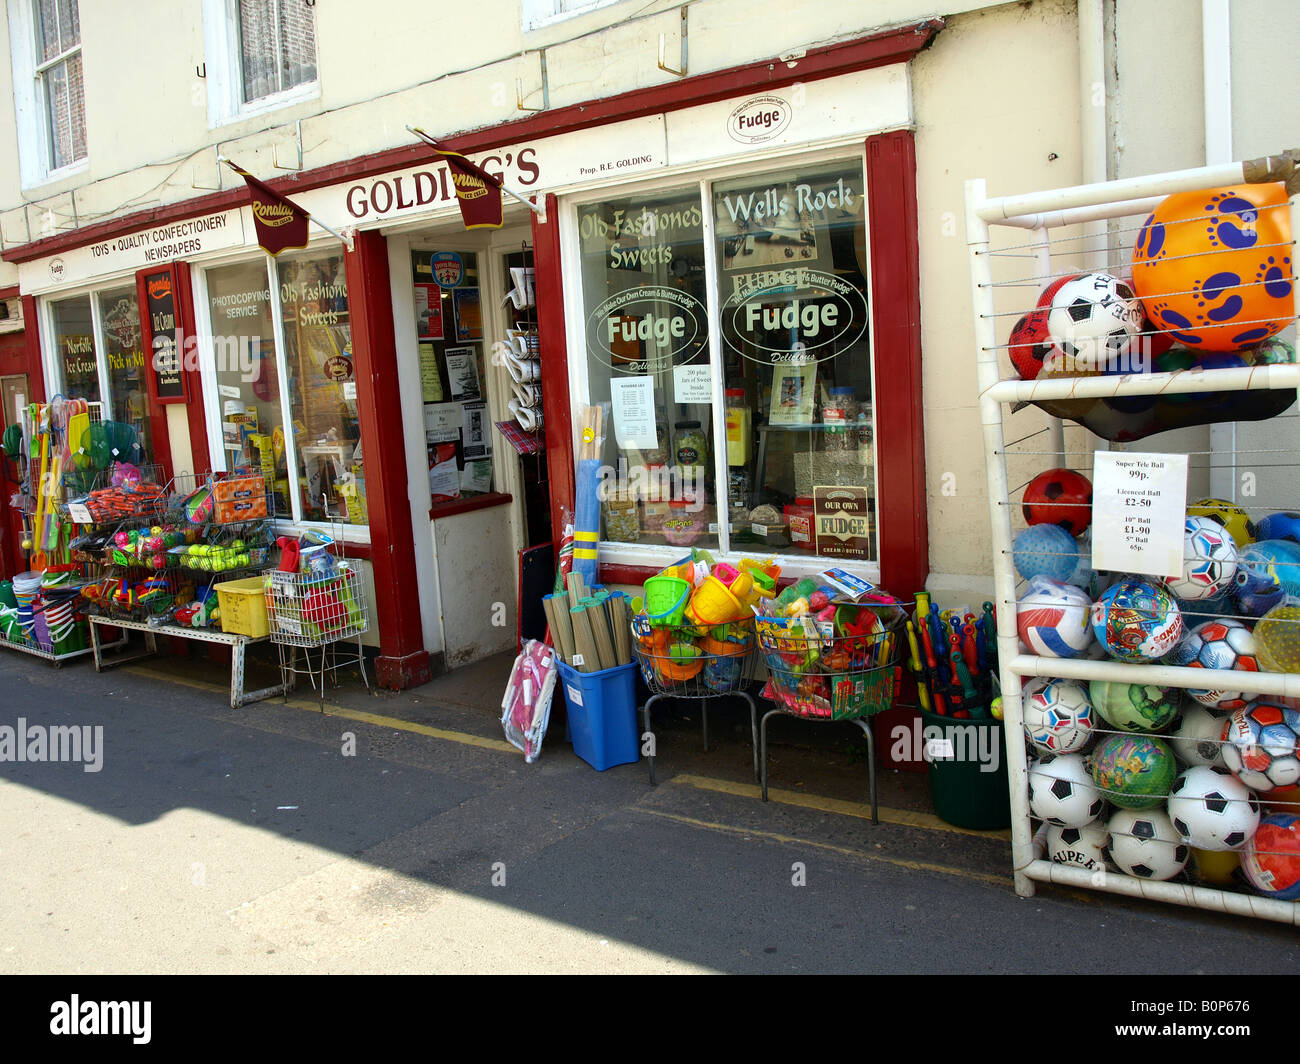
left=542, top=571, right=633, bottom=673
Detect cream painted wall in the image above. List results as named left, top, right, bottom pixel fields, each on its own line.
left=913, top=0, right=1083, bottom=593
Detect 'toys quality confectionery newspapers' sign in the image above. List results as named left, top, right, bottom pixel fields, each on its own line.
left=22, top=210, right=245, bottom=293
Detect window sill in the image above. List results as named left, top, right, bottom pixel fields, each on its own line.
left=212, top=82, right=321, bottom=130
left=430, top=492, right=513, bottom=520
left=21, top=157, right=89, bottom=195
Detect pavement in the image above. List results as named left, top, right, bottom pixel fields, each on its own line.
left=1, top=638, right=1298, bottom=975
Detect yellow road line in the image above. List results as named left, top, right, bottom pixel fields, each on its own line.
left=124, top=665, right=516, bottom=754
left=635, top=808, right=1011, bottom=889
left=124, top=665, right=1009, bottom=839
left=668, top=773, right=1012, bottom=842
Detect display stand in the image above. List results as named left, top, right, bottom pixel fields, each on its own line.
left=966, top=155, right=1300, bottom=924
left=88, top=616, right=291, bottom=710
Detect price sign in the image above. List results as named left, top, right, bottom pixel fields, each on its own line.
left=1091, top=451, right=1188, bottom=578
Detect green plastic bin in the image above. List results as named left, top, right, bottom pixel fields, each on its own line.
left=920, top=707, right=1011, bottom=830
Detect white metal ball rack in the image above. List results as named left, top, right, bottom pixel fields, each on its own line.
left=966, top=152, right=1300, bottom=924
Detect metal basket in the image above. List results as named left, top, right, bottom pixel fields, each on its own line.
left=264, top=562, right=368, bottom=647
left=756, top=609, right=904, bottom=721
left=631, top=616, right=756, bottom=697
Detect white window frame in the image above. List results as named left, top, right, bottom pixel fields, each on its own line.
left=201, top=0, right=320, bottom=129
left=521, top=0, right=626, bottom=32
left=559, top=145, right=881, bottom=582
left=192, top=246, right=371, bottom=543
left=7, top=0, right=89, bottom=190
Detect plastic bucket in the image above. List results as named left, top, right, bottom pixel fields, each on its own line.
left=919, top=707, right=1011, bottom=830
left=689, top=575, right=744, bottom=625
left=0, top=582, right=15, bottom=609
left=643, top=576, right=690, bottom=626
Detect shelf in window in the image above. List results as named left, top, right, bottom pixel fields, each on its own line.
left=429, top=491, right=513, bottom=520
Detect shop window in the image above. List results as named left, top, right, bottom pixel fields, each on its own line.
left=205, top=260, right=285, bottom=504
left=278, top=249, right=365, bottom=524
left=203, top=253, right=366, bottom=529
left=573, top=156, right=875, bottom=562
left=97, top=286, right=152, bottom=458
left=578, top=186, right=714, bottom=550
left=49, top=294, right=99, bottom=403
left=412, top=249, right=495, bottom=506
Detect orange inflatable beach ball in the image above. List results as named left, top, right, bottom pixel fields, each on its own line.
left=1131, top=183, right=1294, bottom=352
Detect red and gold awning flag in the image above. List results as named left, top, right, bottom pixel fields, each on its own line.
left=225, top=161, right=311, bottom=256
left=419, top=139, right=504, bottom=230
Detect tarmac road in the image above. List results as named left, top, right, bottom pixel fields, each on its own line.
left=1, top=644, right=1297, bottom=977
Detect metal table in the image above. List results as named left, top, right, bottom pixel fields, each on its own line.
left=88, top=616, right=292, bottom=709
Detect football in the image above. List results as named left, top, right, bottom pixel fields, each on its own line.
left=1163, top=516, right=1239, bottom=601
left=1022, top=468, right=1093, bottom=537
left=1008, top=309, right=1063, bottom=381
left=1047, top=821, right=1110, bottom=872
left=1169, top=704, right=1228, bottom=768
left=1018, top=576, right=1094, bottom=658
left=1220, top=701, right=1300, bottom=792
left=1106, top=807, right=1190, bottom=881
left=1045, top=272, right=1144, bottom=374
left=1166, top=766, right=1261, bottom=851
left=1091, top=580, right=1183, bottom=662
left=1028, top=753, right=1107, bottom=828
left=1022, top=676, right=1096, bottom=755
left=1187, top=497, right=1254, bottom=547
left=1162, top=618, right=1260, bottom=711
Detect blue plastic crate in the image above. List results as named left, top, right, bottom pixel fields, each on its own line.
left=556, top=659, right=638, bottom=771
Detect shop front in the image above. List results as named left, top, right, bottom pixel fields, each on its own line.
left=1, top=25, right=933, bottom=689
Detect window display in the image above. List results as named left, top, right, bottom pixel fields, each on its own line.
left=204, top=253, right=366, bottom=528
left=97, top=286, right=152, bottom=457
left=412, top=249, right=495, bottom=502
left=578, top=185, right=715, bottom=549
left=574, top=157, right=875, bottom=560
left=278, top=249, right=364, bottom=524
left=205, top=260, right=286, bottom=509
left=50, top=295, right=99, bottom=403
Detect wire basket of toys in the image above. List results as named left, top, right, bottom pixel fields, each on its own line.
left=263, top=538, right=368, bottom=648
left=629, top=555, right=777, bottom=697
left=631, top=617, right=756, bottom=696
left=755, top=574, right=907, bottom=721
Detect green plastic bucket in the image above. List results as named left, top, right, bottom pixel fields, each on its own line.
left=919, top=707, right=1011, bottom=830
left=643, top=576, right=690, bottom=626
left=0, top=581, right=15, bottom=609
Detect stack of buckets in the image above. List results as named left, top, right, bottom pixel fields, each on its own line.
left=10, top=571, right=43, bottom=647
left=42, top=566, right=85, bottom=655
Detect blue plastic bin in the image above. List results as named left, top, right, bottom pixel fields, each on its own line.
left=557, top=659, right=639, bottom=771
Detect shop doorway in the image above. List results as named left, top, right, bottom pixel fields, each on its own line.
left=0, top=375, right=30, bottom=580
